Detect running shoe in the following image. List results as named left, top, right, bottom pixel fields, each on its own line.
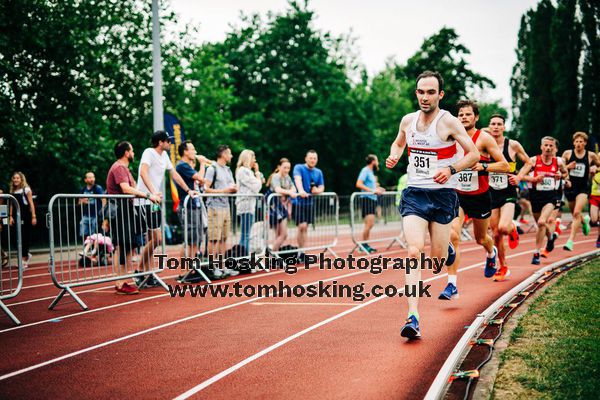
left=508, top=226, right=520, bottom=249
left=531, top=252, right=541, bottom=265
left=563, top=239, right=574, bottom=251
left=541, top=248, right=550, bottom=258
left=555, top=218, right=562, bottom=235
left=582, top=215, right=591, bottom=236
left=484, top=246, right=498, bottom=278
left=493, top=265, right=511, bottom=281
left=400, top=315, right=421, bottom=339
left=366, top=244, right=377, bottom=254
left=519, top=218, right=528, bottom=225
left=438, top=283, right=459, bottom=300
left=115, top=282, right=139, bottom=295
left=596, top=236, right=600, bottom=248
left=546, top=232, right=558, bottom=252
left=445, top=242, right=456, bottom=266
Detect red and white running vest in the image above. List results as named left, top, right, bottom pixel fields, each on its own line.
left=456, top=129, right=490, bottom=195
left=406, top=109, right=459, bottom=189
left=532, top=155, right=559, bottom=191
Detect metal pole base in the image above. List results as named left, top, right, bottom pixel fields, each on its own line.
left=0, top=300, right=20, bottom=325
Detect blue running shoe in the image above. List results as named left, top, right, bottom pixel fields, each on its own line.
left=438, top=283, right=459, bottom=300
left=445, top=243, right=456, bottom=266
left=400, top=315, right=421, bottom=339
left=531, top=252, right=541, bottom=265
left=484, top=246, right=498, bottom=278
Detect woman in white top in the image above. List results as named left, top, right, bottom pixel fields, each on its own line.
left=9, top=172, right=37, bottom=267
left=266, top=158, right=297, bottom=251
left=235, top=150, right=264, bottom=253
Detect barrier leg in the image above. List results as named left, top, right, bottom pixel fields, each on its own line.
left=0, top=300, right=20, bottom=325
left=152, top=272, right=169, bottom=290
left=49, top=287, right=88, bottom=311
left=326, top=247, right=339, bottom=259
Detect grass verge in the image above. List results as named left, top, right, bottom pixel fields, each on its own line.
left=491, top=260, right=600, bottom=400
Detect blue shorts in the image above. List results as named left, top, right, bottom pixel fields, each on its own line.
left=399, top=187, right=459, bottom=225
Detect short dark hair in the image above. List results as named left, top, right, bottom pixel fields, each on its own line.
left=416, top=71, right=444, bottom=92
left=365, top=154, right=377, bottom=165
left=178, top=140, right=192, bottom=157
left=114, top=141, right=132, bottom=159
left=456, top=99, right=480, bottom=116
left=489, top=113, right=506, bottom=124
left=216, top=144, right=230, bottom=159
left=306, top=149, right=318, bottom=156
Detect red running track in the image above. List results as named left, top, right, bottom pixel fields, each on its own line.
left=0, top=228, right=596, bottom=399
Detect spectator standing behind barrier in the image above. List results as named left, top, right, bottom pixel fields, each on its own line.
left=235, top=150, right=264, bottom=255
left=78, top=172, right=105, bottom=239
left=356, top=155, right=385, bottom=253
left=8, top=172, right=36, bottom=268
left=135, top=131, right=199, bottom=287
left=204, top=144, right=239, bottom=278
left=106, top=141, right=160, bottom=295
left=174, top=140, right=214, bottom=283
left=267, top=158, right=298, bottom=251
left=292, top=150, right=325, bottom=261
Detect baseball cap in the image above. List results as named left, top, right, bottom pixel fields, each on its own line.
left=152, top=130, right=171, bottom=144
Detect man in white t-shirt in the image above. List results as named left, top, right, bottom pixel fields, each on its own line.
left=136, top=130, right=199, bottom=286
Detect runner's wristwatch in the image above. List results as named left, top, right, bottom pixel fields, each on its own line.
left=448, top=165, right=457, bottom=175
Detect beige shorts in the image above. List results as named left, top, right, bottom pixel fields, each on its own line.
left=207, top=208, right=231, bottom=241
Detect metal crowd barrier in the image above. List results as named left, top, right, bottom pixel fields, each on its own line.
left=47, top=193, right=167, bottom=310
left=179, top=193, right=269, bottom=282
left=0, top=194, right=23, bottom=325
left=266, top=192, right=339, bottom=259
left=349, top=191, right=406, bottom=254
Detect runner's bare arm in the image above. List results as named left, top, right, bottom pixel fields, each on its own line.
left=446, top=117, right=479, bottom=172
left=386, top=115, right=410, bottom=169
left=508, top=140, right=529, bottom=185
left=562, top=149, right=575, bottom=170
left=512, top=140, right=530, bottom=165
left=479, top=132, right=509, bottom=173
left=557, top=157, right=569, bottom=179
left=517, top=156, right=537, bottom=182
left=432, top=116, right=479, bottom=184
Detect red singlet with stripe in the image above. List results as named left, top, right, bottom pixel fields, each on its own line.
left=456, top=129, right=490, bottom=195
left=532, top=155, right=559, bottom=192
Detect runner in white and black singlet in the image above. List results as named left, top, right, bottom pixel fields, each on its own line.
left=386, top=71, right=479, bottom=340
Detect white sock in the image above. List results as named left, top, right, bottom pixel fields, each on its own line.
left=487, top=247, right=495, bottom=257
left=535, top=248, right=540, bottom=254
left=448, top=275, right=457, bottom=285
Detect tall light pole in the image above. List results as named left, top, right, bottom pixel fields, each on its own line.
left=152, top=0, right=164, bottom=132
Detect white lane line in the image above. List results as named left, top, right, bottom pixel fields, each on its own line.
left=0, top=236, right=555, bottom=335
left=252, top=302, right=356, bottom=307
left=1, top=243, right=431, bottom=328
left=0, top=269, right=371, bottom=382
left=1, top=239, right=592, bottom=383
left=171, top=239, right=595, bottom=398
left=9, top=237, right=519, bottom=300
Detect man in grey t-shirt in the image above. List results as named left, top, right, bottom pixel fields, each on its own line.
left=204, top=145, right=238, bottom=277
